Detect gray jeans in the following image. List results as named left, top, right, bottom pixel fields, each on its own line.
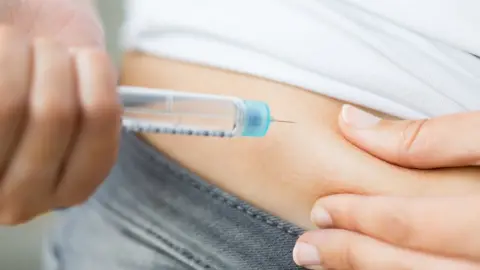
left=43, top=131, right=305, bottom=270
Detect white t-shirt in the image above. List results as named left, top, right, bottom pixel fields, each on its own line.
left=121, top=0, right=480, bottom=119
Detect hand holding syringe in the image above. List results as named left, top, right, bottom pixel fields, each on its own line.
left=119, top=86, right=294, bottom=138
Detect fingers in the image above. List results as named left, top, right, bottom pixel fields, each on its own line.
left=0, top=38, right=78, bottom=222
left=339, top=104, right=480, bottom=169
left=294, top=229, right=480, bottom=270
left=0, top=25, right=119, bottom=224
left=53, top=49, right=121, bottom=207
left=310, top=194, right=480, bottom=261
left=0, top=27, right=31, bottom=173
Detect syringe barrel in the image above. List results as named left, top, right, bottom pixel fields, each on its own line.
left=119, top=86, right=271, bottom=137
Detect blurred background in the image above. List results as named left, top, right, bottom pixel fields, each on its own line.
left=0, top=1, right=124, bottom=269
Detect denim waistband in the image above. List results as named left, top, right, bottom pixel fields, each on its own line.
left=88, top=130, right=305, bottom=269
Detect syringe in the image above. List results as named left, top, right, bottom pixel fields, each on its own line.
left=119, top=86, right=292, bottom=138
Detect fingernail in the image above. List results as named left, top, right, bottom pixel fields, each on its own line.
left=311, top=205, right=333, bottom=228
left=341, top=104, right=380, bottom=129
left=293, top=242, right=322, bottom=266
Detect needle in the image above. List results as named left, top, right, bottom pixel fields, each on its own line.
left=271, top=118, right=296, bottom=124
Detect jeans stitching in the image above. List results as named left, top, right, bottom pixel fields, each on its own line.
left=93, top=200, right=215, bottom=270
left=147, top=155, right=302, bottom=238
left=122, top=227, right=213, bottom=270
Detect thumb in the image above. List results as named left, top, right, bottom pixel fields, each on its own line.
left=338, top=105, right=480, bottom=169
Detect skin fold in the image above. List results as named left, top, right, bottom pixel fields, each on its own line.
left=293, top=108, right=480, bottom=269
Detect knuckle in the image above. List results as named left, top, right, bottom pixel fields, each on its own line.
left=32, top=100, right=78, bottom=125
left=33, top=38, right=68, bottom=64
left=344, top=233, right=363, bottom=270
left=84, top=100, right=122, bottom=129
left=343, top=197, right=365, bottom=231
left=378, top=206, right=416, bottom=247
left=80, top=48, right=110, bottom=66
left=75, top=48, right=114, bottom=80
left=33, top=36, right=58, bottom=48
left=396, top=119, right=429, bottom=167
